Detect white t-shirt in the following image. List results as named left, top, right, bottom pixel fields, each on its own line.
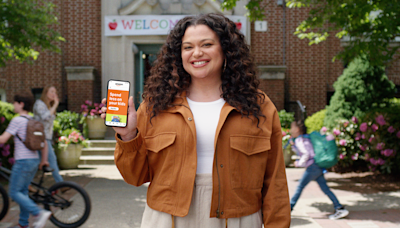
left=187, top=97, right=226, bottom=174
left=6, top=115, right=39, bottom=160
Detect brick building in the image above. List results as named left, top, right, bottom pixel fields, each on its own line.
left=0, top=0, right=399, bottom=117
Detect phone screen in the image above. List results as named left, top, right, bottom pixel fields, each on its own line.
left=105, top=80, right=130, bottom=127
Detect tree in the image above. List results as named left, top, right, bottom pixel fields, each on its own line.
left=324, top=57, right=396, bottom=129
left=285, top=0, right=400, bottom=66
left=0, top=0, right=64, bottom=67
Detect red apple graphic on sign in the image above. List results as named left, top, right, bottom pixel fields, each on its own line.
left=109, top=20, right=117, bottom=30
left=235, top=20, right=242, bottom=30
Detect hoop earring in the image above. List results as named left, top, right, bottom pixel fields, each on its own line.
left=223, top=59, right=227, bottom=73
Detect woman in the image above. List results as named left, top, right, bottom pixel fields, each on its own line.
left=289, top=120, right=349, bottom=220
left=101, top=13, right=290, bottom=228
left=33, top=86, right=63, bottom=183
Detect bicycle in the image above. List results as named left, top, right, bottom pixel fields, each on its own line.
left=0, top=165, right=91, bottom=228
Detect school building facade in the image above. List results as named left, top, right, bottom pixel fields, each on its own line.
left=0, top=0, right=399, bottom=116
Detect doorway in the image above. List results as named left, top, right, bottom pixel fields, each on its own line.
left=134, top=44, right=163, bottom=109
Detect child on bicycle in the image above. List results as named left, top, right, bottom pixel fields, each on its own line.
left=0, top=91, right=52, bottom=228
left=289, top=120, right=349, bottom=220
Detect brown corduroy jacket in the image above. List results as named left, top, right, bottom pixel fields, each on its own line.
left=114, top=92, right=291, bottom=227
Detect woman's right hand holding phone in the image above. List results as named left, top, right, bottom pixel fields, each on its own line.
left=101, top=96, right=138, bottom=141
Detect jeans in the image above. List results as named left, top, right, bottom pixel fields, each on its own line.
left=9, top=159, right=41, bottom=226
left=290, top=163, right=342, bottom=210
left=39, top=140, right=63, bottom=182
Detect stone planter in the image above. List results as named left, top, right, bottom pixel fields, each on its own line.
left=86, top=116, right=107, bottom=139
left=283, top=145, right=294, bottom=167
left=57, top=144, right=83, bottom=169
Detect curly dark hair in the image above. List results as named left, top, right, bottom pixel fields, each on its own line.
left=143, top=13, right=265, bottom=124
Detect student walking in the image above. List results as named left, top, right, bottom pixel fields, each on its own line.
left=0, top=91, right=52, bottom=228
left=33, top=86, right=63, bottom=183
left=289, top=120, right=349, bottom=220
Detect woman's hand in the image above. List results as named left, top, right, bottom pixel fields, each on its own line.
left=101, top=96, right=138, bottom=141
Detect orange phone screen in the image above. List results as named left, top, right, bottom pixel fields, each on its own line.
left=105, top=80, right=130, bottom=127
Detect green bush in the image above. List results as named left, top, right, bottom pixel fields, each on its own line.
left=54, top=110, right=87, bottom=138
left=324, top=57, right=396, bottom=129
left=278, top=110, right=295, bottom=129
left=305, top=109, right=326, bottom=133
left=0, top=101, right=16, bottom=168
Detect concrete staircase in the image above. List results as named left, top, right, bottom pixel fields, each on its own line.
left=80, top=140, right=116, bottom=165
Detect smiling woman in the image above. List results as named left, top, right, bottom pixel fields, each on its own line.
left=101, top=13, right=290, bottom=228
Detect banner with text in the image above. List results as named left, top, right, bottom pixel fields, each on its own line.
left=105, top=15, right=247, bottom=36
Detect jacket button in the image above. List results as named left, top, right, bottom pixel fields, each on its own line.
left=220, top=164, right=223, bottom=168
left=188, top=117, right=192, bottom=121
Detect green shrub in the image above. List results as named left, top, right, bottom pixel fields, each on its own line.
left=278, top=110, right=295, bottom=129
left=305, top=109, right=326, bottom=133
left=0, top=101, right=16, bottom=168
left=54, top=110, right=87, bottom=138
left=324, top=57, right=396, bottom=129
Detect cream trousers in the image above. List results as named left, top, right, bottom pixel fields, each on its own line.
left=140, top=174, right=262, bottom=228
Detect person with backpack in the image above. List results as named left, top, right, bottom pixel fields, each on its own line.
left=289, top=120, right=349, bottom=220
left=0, top=91, right=52, bottom=228
left=33, top=86, right=63, bottom=183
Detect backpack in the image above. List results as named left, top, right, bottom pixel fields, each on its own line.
left=16, top=116, right=46, bottom=151
left=309, top=131, right=338, bottom=169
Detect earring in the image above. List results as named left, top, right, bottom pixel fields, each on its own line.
left=223, top=59, right=227, bottom=73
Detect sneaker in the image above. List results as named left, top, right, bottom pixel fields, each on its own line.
left=32, top=210, right=52, bottom=228
left=328, top=208, right=349, bottom=220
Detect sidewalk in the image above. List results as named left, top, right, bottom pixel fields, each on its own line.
left=1, top=165, right=399, bottom=228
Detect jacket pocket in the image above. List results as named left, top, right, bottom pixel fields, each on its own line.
left=230, top=135, right=270, bottom=189
left=145, top=132, right=176, bottom=186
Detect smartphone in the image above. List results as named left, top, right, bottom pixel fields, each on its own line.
left=105, top=79, right=130, bottom=127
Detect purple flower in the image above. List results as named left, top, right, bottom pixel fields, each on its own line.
left=359, top=145, right=366, bottom=151
left=0, top=116, right=5, bottom=123
left=370, top=158, right=378, bottom=165
left=376, top=143, right=385, bottom=150
left=375, top=115, right=386, bottom=126
left=351, top=153, right=359, bottom=160
left=8, top=158, right=15, bottom=165
left=333, top=129, right=341, bottom=136
left=339, top=139, right=347, bottom=146
left=371, top=124, right=378, bottom=132
left=339, top=154, right=345, bottom=160
left=388, top=126, right=395, bottom=133
left=85, top=100, right=92, bottom=105
left=360, top=123, right=368, bottom=132
left=364, top=153, right=370, bottom=161
left=351, top=116, right=358, bottom=123
left=377, top=158, right=385, bottom=165
left=1, top=150, right=10, bottom=157
left=81, top=104, right=87, bottom=109
left=361, top=134, right=366, bottom=139
left=355, top=133, right=361, bottom=141
left=381, top=149, right=394, bottom=157
left=368, top=165, right=376, bottom=172
left=397, top=131, right=400, bottom=138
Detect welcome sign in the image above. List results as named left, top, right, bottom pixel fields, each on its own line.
left=105, top=15, right=247, bottom=36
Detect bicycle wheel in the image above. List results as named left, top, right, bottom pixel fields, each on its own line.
left=0, top=184, right=9, bottom=221
left=44, top=181, right=91, bottom=228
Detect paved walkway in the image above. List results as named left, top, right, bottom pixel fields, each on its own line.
left=0, top=165, right=399, bottom=228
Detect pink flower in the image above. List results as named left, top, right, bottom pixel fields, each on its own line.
left=371, top=124, right=378, bottom=132
left=339, top=154, right=345, bottom=160
left=359, top=145, right=366, bottom=151
left=370, top=158, right=378, bottom=165
left=1, top=150, right=10, bottom=157
left=361, top=134, right=366, bottom=139
left=8, top=158, right=15, bottom=165
left=339, top=139, right=347, bottom=146
left=343, top=121, right=349, bottom=128
left=85, top=100, right=92, bottom=105
left=376, top=143, right=385, bottom=150
left=0, top=116, right=5, bottom=123
left=360, top=123, right=368, bottom=132
left=368, top=136, right=375, bottom=143
left=381, top=149, right=394, bottom=157
left=320, top=127, right=327, bottom=135
left=375, top=115, right=386, bottom=126
left=364, top=153, right=370, bottom=161
left=282, top=130, right=287, bottom=137
left=368, top=165, right=376, bottom=172
left=377, top=158, right=385, bottom=165
left=351, top=153, right=359, bottom=160
left=397, top=131, right=400, bottom=138
left=355, top=133, right=361, bottom=141
left=351, top=116, right=358, bottom=123
left=388, top=126, right=395, bottom=133
left=333, top=129, right=341, bottom=136
left=81, top=104, right=87, bottom=109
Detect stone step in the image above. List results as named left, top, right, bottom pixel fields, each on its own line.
left=87, top=140, right=117, bottom=148
left=81, top=147, right=115, bottom=156
left=79, top=155, right=115, bottom=165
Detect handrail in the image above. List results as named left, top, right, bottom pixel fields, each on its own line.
left=285, top=100, right=307, bottom=121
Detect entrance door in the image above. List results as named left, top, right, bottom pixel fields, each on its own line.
left=134, top=44, right=163, bottom=109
